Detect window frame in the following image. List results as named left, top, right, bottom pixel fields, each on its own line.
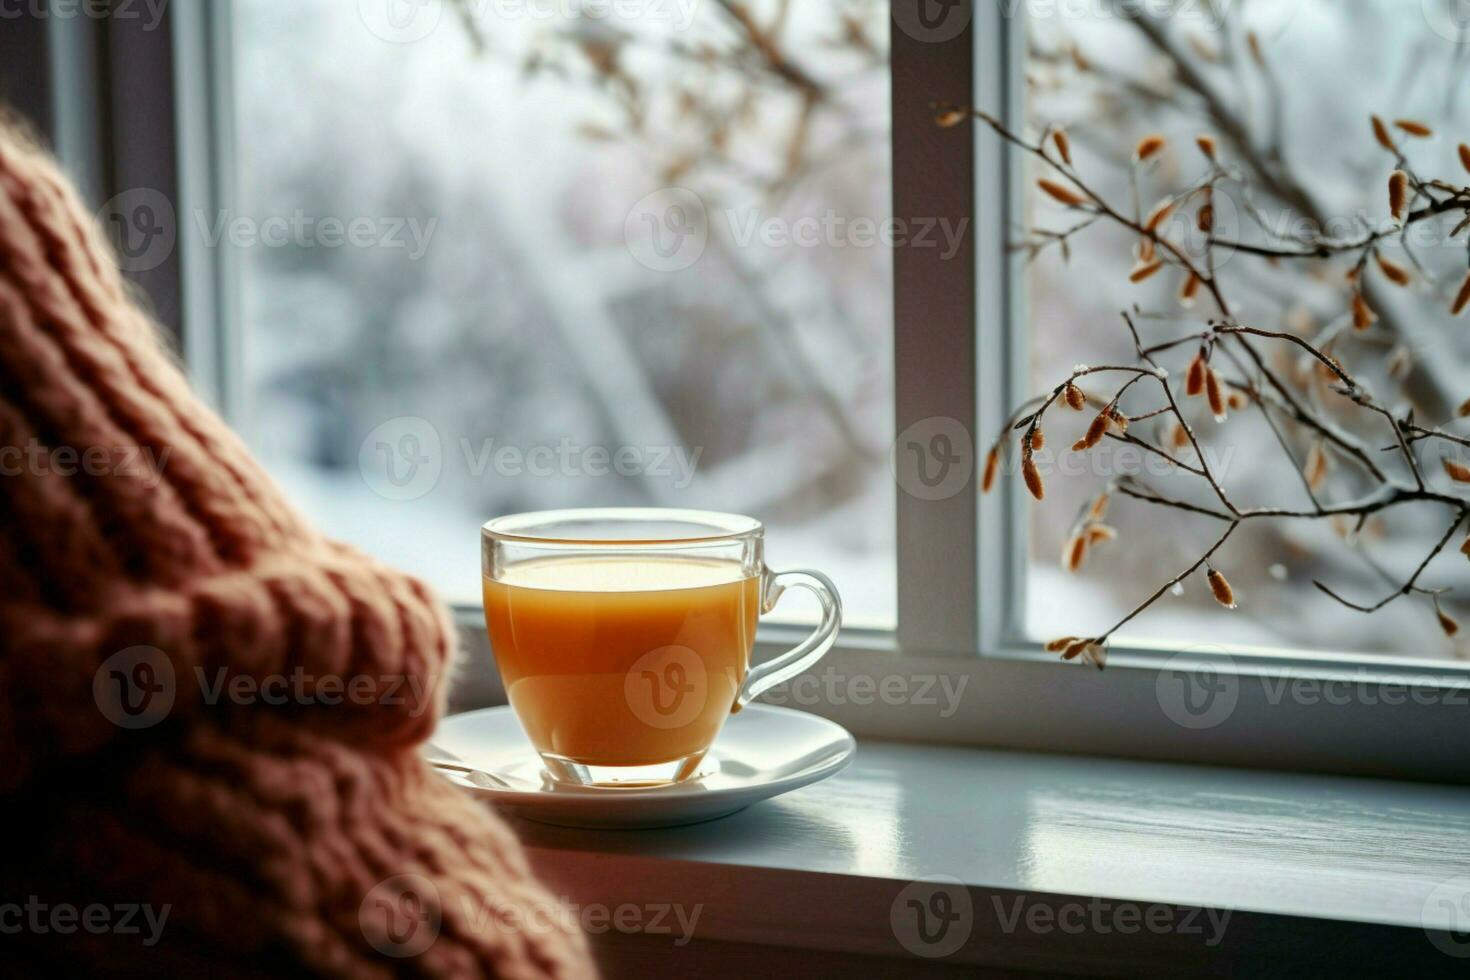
left=957, top=0, right=1470, bottom=782
left=11, top=0, right=1469, bottom=782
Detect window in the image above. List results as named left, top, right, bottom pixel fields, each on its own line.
left=227, top=0, right=896, bottom=625
left=25, top=0, right=1465, bottom=777
left=1012, top=1, right=1470, bottom=666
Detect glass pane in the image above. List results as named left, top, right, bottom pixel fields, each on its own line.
left=231, top=1, right=894, bottom=626
left=1020, top=2, right=1470, bottom=661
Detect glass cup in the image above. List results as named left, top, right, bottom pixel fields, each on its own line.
left=481, top=508, right=842, bottom=786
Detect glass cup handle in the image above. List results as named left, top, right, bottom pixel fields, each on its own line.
left=736, top=568, right=843, bottom=709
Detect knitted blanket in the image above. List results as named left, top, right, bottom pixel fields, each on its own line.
left=0, top=117, right=592, bottom=978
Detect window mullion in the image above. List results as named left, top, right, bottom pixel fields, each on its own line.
left=172, top=0, right=243, bottom=420
left=891, top=3, right=979, bottom=657
left=976, top=2, right=1029, bottom=653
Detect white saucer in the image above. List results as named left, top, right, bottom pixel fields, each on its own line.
left=430, top=704, right=856, bottom=829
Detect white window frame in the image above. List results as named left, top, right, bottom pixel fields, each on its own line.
left=810, top=1, right=1468, bottom=783
left=13, top=0, right=1466, bottom=781
left=959, top=0, right=1470, bottom=781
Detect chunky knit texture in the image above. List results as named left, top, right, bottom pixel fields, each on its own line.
left=0, top=120, right=593, bottom=977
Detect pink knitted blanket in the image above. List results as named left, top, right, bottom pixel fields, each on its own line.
left=0, top=116, right=593, bottom=978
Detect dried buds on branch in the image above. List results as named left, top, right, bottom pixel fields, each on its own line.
left=944, top=97, right=1470, bottom=666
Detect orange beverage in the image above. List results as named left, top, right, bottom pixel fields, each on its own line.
left=483, top=555, right=760, bottom=769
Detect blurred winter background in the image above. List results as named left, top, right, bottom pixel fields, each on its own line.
left=1024, top=0, right=1470, bottom=661
left=231, top=0, right=1470, bottom=661
left=232, top=0, right=894, bottom=624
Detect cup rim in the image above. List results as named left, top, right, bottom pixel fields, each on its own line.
left=481, top=507, right=763, bottom=546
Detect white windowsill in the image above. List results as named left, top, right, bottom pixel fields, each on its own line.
left=451, top=616, right=1470, bottom=783
left=503, top=738, right=1470, bottom=974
